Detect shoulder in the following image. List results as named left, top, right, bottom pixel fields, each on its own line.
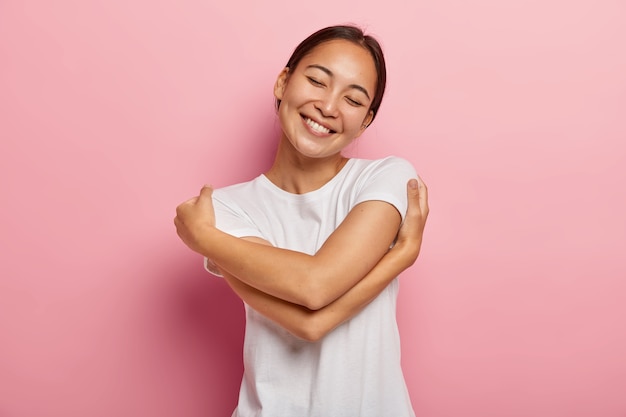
left=208, top=177, right=271, bottom=220
left=348, top=156, right=417, bottom=180
left=345, top=157, right=417, bottom=220
left=376, top=155, right=415, bottom=170
left=210, top=176, right=269, bottom=239
left=212, top=176, right=264, bottom=204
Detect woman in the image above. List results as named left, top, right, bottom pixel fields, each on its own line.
left=175, top=25, right=429, bottom=417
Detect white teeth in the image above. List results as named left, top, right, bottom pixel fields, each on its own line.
left=305, top=117, right=331, bottom=134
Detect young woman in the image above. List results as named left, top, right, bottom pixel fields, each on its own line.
left=175, top=25, right=429, bottom=417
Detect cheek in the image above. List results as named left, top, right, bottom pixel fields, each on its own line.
left=280, top=79, right=308, bottom=102
left=346, top=109, right=370, bottom=129
left=277, top=101, right=297, bottom=131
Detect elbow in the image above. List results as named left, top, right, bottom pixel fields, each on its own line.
left=295, top=329, right=324, bottom=343
left=292, top=315, right=330, bottom=342
left=300, top=287, right=333, bottom=311
left=302, top=296, right=328, bottom=312
left=298, top=271, right=336, bottom=311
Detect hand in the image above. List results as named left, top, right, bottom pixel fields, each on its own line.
left=174, top=185, right=216, bottom=254
left=393, top=177, right=429, bottom=266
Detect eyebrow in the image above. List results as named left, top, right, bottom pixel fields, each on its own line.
left=306, top=64, right=372, bottom=100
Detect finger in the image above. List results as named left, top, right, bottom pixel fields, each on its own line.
left=198, top=185, right=214, bottom=203
left=173, top=216, right=183, bottom=237
left=406, top=178, right=420, bottom=212
left=416, top=176, right=429, bottom=216
left=175, top=197, right=198, bottom=217
left=403, top=179, right=421, bottom=225
left=397, top=180, right=423, bottom=243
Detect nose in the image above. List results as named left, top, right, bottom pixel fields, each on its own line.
left=315, top=92, right=339, bottom=118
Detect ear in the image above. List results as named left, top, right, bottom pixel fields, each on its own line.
left=357, top=110, right=374, bottom=136
left=273, top=67, right=290, bottom=100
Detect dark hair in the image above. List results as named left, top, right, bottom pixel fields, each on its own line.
left=276, top=25, right=387, bottom=123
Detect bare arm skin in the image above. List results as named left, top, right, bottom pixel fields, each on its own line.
left=175, top=186, right=405, bottom=310
left=219, top=178, right=429, bottom=341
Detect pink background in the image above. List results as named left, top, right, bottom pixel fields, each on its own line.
left=1, top=0, right=625, bottom=416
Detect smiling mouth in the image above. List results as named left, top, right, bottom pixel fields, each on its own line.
left=302, top=116, right=335, bottom=134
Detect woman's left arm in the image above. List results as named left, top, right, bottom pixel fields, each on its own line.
left=218, top=178, right=428, bottom=341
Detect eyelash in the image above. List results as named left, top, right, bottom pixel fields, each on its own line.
left=307, top=76, right=324, bottom=87
left=307, top=76, right=363, bottom=107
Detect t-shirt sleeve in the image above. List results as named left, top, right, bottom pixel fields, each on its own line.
left=352, top=156, right=418, bottom=222
left=212, top=193, right=265, bottom=240
left=203, top=190, right=265, bottom=277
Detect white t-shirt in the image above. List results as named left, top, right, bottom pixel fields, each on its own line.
left=207, top=156, right=417, bottom=417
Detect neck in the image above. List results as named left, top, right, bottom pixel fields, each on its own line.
left=265, top=137, right=349, bottom=194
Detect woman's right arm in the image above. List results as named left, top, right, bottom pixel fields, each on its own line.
left=175, top=173, right=422, bottom=310
left=220, top=178, right=428, bottom=341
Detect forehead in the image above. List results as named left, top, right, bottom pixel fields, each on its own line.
left=297, top=39, right=377, bottom=89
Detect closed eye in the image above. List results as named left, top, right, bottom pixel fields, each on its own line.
left=307, top=76, right=325, bottom=87
left=346, top=97, right=363, bottom=107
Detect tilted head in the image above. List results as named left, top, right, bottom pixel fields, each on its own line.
left=276, top=25, right=387, bottom=124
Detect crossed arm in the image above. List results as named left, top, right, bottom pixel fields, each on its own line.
left=174, top=178, right=429, bottom=340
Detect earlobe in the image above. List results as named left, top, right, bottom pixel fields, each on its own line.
left=273, top=67, right=290, bottom=100
left=360, top=110, right=374, bottom=132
